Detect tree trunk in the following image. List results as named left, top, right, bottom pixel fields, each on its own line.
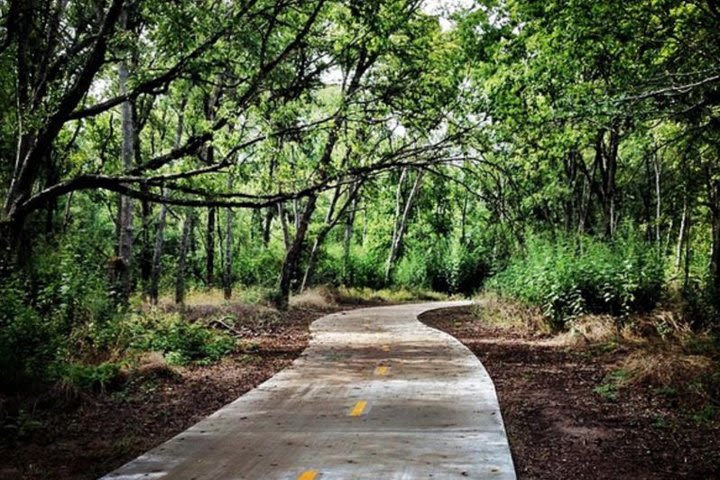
left=206, top=206, right=216, bottom=286
left=115, top=23, right=134, bottom=304
left=149, top=200, right=167, bottom=305
left=343, top=194, right=358, bottom=283
left=262, top=207, right=274, bottom=246
left=175, top=210, right=194, bottom=305
left=276, top=195, right=317, bottom=309
left=278, top=202, right=291, bottom=250
left=148, top=96, right=185, bottom=305
left=139, top=198, right=153, bottom=298
left=675, top=197, right=688, bottom=273
left=385, top=170, right=424, bottom=283
left=710, top=186, right=720, bottom=311
left=223, top=206, right=233, bottom=300
left=300, top=183, right=360, bottom=292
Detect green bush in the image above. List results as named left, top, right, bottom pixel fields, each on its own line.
left=0, top=278, right=63, bottom=391
left=313, top=244, right=386, bottom=289
left=425, top=240, right=490, bottom=294
left=57, top=361, right=123, bottom=392
left=126, top=310, right=235, bottom=365
left=395, top=249, right=429, bottom=289
left=487, top=234, right=666, bottom=330
left=235, top=244, right=284, bottom=287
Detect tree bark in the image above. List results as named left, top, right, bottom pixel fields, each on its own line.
left=343, top=193, right=358, bottom=283
left=149, top=200, right=167, bottom=305
left=675, top=197, right=688, bottom=273
left=300, top=182, right=361, bottom=292
left=709, top=182, right=720, bottom=310
left=385, top=169, right=424, bottom=283
left=276, top=195, right=317, bottom=309
left=206, top=206, right=216, bottom=286
left=115, top=15, right=134, bottom=304
left=223, top=206, right=233, bottom=300
left=262, top=207, right=274, bottom=246
left=175, top=209, right=194, bottom=305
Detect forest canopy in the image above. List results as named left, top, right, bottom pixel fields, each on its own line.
left=1, top=0, right=720, bottom=389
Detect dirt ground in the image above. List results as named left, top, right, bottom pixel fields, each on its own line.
left=0, top=305, right=343, bottom=480
left=420, top=306, right=720, bottom=480
left=3, top=302, right=718, bottom=479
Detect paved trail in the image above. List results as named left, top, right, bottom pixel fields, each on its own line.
left=102, top=302, right=516, bottom=480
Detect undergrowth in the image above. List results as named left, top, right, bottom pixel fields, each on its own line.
left=487, top=234, right=665, bottom=331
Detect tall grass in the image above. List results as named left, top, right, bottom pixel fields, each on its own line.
left=487, top=234, right=666, bottom=330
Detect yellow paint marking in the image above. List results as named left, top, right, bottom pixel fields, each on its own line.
left=297, top=470, right=319, bottom=480
left=381, top=344, right=390, bottom=352
left=374, top=365, right=389, bottom=376
left=349, top=400, right=368, bottom=416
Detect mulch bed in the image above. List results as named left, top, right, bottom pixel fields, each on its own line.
left=420, top=306, right=720, bottom=480
left=0, top=305, right=341, bottom=480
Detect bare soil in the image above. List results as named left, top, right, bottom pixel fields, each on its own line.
left=0, top=305, right=342, bottom=480
left=420, top=306, right=720, bottom=480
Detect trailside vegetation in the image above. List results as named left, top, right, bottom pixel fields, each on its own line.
left=0, top=0, right=719, bottom=394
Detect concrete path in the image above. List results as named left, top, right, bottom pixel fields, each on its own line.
left=102, top=301, right=516, bottom=480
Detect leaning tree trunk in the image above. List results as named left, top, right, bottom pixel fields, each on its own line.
left=675, top=197, right=689, bottom=273
left=278, top=202, right=291, bottom=250
left=653, top=153, right=662, bottom=246
left=115, top=27, right=134, bottom=304
left=385, top=170, right=424, bottom=284
left=300, top=187, right=341, bottom=293
left=175, top=210, right=194, bottom=305
left=300, top=182, right=361, bottom=292
left=148, top=97, right=185, bottom=304
left=342, top=194, right=358, bottom=283
left=276, top=195, right=318, bottom=309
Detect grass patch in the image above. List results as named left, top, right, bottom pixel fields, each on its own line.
left=290, top=286, right=337, bottom=309
left=594, top=369, right=631, bottom=401
left=335, top=286, right=449, bottom=304
left=471, top=292, right=549, bottom=334
left=155, top=286, right=276, bottom=307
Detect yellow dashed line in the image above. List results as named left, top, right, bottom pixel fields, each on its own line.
left=297, top=470, right=319, bottom=480
left=374, top=365, right=389, bottom=376
left=349, top=400, right=368, bottom=416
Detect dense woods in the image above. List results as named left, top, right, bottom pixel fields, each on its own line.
left=1, top=0, right=719, bottom=401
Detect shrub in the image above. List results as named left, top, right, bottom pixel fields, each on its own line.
left=487, top=234, right=666, bottom=330
left=57, top=361, right=123, bottom=393
left=0, top=278, right=63, bottom=391
left=126, top=310, right=235, bottom=365
left=395, top=248, right=429, bottom=289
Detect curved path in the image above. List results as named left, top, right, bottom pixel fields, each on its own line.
left=102, top=301, right=516, bottom=479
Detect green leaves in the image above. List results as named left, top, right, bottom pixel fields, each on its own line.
left=487, top=234, right=666, bottom=330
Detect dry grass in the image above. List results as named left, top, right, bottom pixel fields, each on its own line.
left=472, top=292, right=549, bottom=335
left=620, top=349, right=715, bottom=389
left=549, top=314, right=620, bottom=346
left=154, top=286, right=274, bottom=308
left=289, top=286, right=337, bottom=309
left=335, top=286, right=448, bottom=304
left=131, top=351, right=176, bottom=378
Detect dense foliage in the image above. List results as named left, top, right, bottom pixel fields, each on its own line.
left=1, top=0, right=720, bottom=389
left=488, top=234, right=666, bottom=330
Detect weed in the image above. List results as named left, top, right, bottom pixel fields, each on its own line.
left=594, top=369, right=630, bottom=401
